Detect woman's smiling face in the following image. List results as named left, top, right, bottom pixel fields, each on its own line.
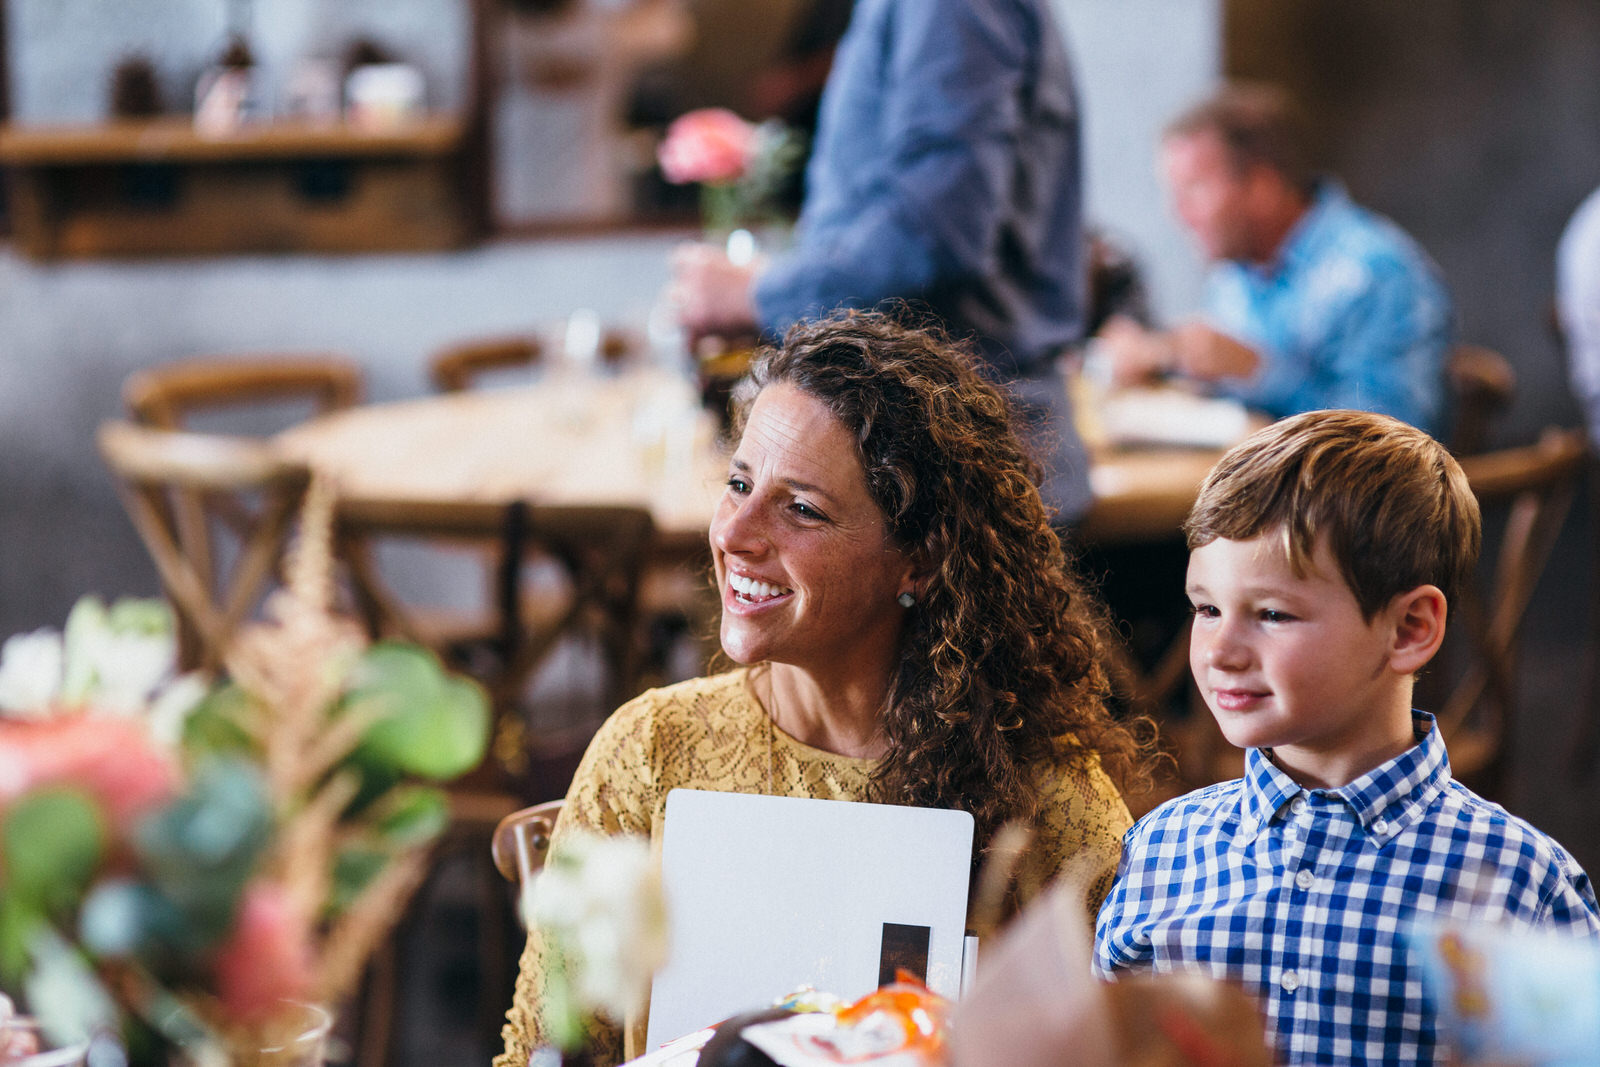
left=710, top=382, right=917, bottom=681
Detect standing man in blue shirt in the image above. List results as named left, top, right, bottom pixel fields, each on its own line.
left=1100, top=84, right=1452, bottom=435
left=670, top=0, right=1094, bottom=522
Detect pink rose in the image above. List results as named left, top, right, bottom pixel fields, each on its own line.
left=0, top=716, right=179, bottom=833
left=214, top=881, right=315, bottom=1024
left=658, top=108, right=755, bottom=184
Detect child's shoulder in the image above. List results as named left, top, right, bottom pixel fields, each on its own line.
left=1432, top=779, right=1586, bottom=871
left=1125, top=778, right=1249, bottom=839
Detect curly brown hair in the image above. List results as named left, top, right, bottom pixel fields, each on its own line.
left=731, top=310, right=1151, bottom=849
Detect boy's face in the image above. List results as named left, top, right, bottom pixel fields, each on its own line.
left=1186, top=532, right=1416, bottom=788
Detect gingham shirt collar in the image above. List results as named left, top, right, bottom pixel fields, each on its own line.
left=1237, top=711, right=1448, bottom=847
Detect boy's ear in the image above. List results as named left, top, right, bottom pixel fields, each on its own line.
left=1387, top=584, right=1447, bottom=674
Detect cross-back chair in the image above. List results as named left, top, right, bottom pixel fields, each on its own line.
left=1426, top=428, right=1587, bottom=797
left=428, top=335, right=546, bottom=393
left=335, top=498, right=657, bottom=774
left=1446, top=344, right=1516, bottom=456
left=428, top=327, right=708, bottom=687
left=97, top=421, right=312, bottom=672
left=124, top=351, right=364, bottom=429
left=428, top=328, right=639, bottom=393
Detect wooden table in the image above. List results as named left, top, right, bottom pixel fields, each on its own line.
left=277, top=368, right=725, bottom=554
left=276, top=367, right=1234, bottom=551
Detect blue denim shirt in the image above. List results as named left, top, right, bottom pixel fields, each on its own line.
left=1204, top=182, right=1453, bottom=435
left=752, top=0, right=1086, bottom=377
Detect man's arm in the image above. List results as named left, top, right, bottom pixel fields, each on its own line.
left=1098, top=315, right=1260, bottom=388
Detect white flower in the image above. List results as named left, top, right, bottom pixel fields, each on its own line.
left=0, top=629, right=65, bottom=714
left=61, top=596, right=176, bottom=712
left=145, top=672, right=210, bottom=748
left=22, top=928, right=117, bottom=1049
left=528, top=832, right=669, bottom=1022
left=83, top=629, right=177, bottom=715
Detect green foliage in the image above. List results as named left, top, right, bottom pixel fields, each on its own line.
left=346, top=641, right=489, bottom=781
left=371, top=785, right=450, bottom=846
left=131, top=758, right=273, bottom=952
left=180, top=682, right=257, bottom=757
left=0, top=788, right=105, bottom=916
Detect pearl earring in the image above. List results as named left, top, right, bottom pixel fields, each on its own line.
left=897, top=592, right=915, bottom=608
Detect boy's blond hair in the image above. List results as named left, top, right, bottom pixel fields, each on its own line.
left=1184, top=410, right=1481, bottom=618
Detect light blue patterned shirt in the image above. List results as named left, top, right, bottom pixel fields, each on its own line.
left=1203, top=182, right=1453, bottom=435
left=1094, top=713, right=1599, bottom=1066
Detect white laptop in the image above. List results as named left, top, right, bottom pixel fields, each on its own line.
left=645, top=788, right=975, bottom=1050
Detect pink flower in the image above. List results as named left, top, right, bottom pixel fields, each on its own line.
left=658, top=108, right=755, bottom=185
left=213, top=881, right=315, bottom=1024
left=0, top=716, right=179, bottom=834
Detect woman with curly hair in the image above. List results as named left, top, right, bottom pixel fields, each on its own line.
left=498, top=310, right=1149, bottom=1066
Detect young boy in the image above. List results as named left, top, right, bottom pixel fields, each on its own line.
left=1093, top=410, right=1600, bottom=1066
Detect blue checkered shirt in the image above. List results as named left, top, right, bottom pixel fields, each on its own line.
left=1094, top=713, right=1600, bottom=1065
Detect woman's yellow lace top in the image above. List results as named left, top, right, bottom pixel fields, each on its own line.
left=495, top=668, right=1132, bottom=1067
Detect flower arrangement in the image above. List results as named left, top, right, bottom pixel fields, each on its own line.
left=524, top=832, right=667, bottom=1060
left=0, top=489, right=490, bottom=1064
left=657, top=107, right=804, bottom=241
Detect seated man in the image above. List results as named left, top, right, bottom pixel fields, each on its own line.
left=1094, top=409, right=1600, bottom=1066
left=1100, top=84, right=1453, bottom=436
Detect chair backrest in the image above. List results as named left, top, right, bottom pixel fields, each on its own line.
left=1446, top=344, right=1516, bottom=456
left=429, top=328, right=642, bottom=392
left=1426, top=427, right=1587, bottom=795
left=428, top=336, right=544, bottom=393
left=124, top=353, right=364, bottom=430
left=97, top=420, right=313, bottom=672
left=491, top=798, right=565, bottom=885
left=335, top=498, right=657, bottom=753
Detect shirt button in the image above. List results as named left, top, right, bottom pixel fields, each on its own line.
left=1280, top=969, right=1300, bottom=993
left=1295, top=868, right=1315, bottom=890
left=1289, top=797, right=1307, bottom=815
left=1372, top=817, right=1391, bottom=836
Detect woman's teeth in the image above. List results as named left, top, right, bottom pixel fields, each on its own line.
left=729, top=574, right=793, bottom=601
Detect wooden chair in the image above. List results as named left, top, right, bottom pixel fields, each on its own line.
left=335, top=498, right=657, bottom=778
left=97, top=421, right=312, bottom=672
left=119, top=353, right=362, bottom=667
left=428, top=328, right=701, bottom=691
left=428, top=335, right=545, bottom=393
left=124, top=352, right=363, bottom=429
left=1446, top=344, right=1516, bottom=456
left=427, top=329, right=639, bottom=393
left=491, top=798, right=565, bottom=887
left=1426, top=428, right=1587, bottom=797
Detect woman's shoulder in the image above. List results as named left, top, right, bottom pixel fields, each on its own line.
left=611, top=668, right=757, bottom=721
left=1033, top=745, right=1134, bottom=839
left=595, top=667, right=763, bottom=749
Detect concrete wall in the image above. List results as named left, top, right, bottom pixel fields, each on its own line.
left=1063, top=0, right=1223, bottom=321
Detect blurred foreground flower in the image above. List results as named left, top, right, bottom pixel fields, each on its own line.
left=0, top=485, right=491, bottom=1064
left=527, top=832, right=668, bottom=1054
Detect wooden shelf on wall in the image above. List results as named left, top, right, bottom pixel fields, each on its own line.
left=0, top=116, right=485, bottom=259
